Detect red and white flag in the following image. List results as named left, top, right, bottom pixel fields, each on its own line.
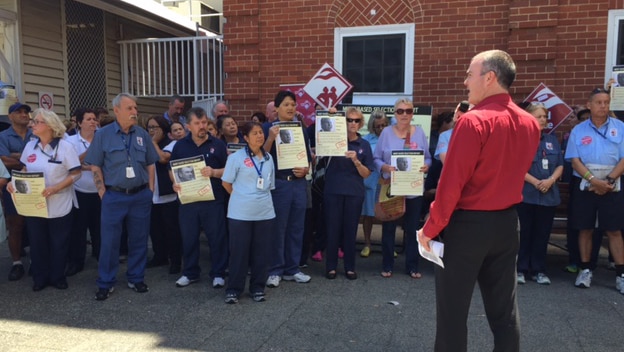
left=524, top=83, right=573, bottom=133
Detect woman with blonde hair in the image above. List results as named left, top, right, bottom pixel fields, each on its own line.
left=7, top=108, right=81, bottom=291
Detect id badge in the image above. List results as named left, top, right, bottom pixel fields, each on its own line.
left=126, top=166, right=136, bottom=178
left=256, top=177, right=264, bottom=190
left=541, top=159, right=548, bottom=170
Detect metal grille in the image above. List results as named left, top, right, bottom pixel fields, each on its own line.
left=119, top=36, right=224, bottom=101
left=65, top=0, right=107, bottom=114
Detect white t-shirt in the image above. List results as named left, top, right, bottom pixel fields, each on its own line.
left=66, top=133, right=97, bottom=193
left=20, top=138, right=81, bottom=218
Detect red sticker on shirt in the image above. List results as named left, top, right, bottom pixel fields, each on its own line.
left=410, top=142, right=418, bottom=149
left=244, top=158, right=253, bottom=167
left=581, top=136, right=592, bottom=145
left=27, top=154, right=36, bottom=163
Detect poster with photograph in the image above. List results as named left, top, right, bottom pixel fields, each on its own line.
left=11, top=171, right=48, bottom=218
left=170, top=155, right=215, bottom=204
left=227, top=143, right=246, bottom=155
left=390, top=150, right=425, bottom=196
left=275, top=121, right=308, bottom=170
left=315, top=111, right=348, bottom=156
left=611, top=66, right=624, bottom=111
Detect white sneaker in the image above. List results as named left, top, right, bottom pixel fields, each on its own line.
left=517, top=272, right=525, bottom=284
left=532, top=273, right=551, bottom=285
left=266, top=275, right=281, bottom=288
left=175, top=275, right=198, bottom=288
left=575, top=269, right=592, bottom=288
left=282, top=272, right=311, bottom=283
left=212, top=277, right=225, bottom=288
left=616, top=275, right=624, bottom=294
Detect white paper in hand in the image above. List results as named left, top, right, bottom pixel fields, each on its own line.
left=418, top=240, right=445, bottom=268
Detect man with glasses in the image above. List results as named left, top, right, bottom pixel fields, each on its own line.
left=0, top=102, right=33, bottom=281
left=418, top=50, right=540, bottom=351
left=565, top=87, right=624, bottom=294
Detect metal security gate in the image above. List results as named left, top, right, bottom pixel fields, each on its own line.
left=119, top=36, right=224, bottom=102
left=65, top=0, right=107, bottom=114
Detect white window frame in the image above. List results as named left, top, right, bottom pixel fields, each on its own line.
left=334, top=23, right=414, bottom=103
left=0, top=8, right=20, bottom=94
left=605, top=10, right=624, bottom=84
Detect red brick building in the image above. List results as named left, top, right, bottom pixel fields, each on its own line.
left=223, top=0, right=624, bottom=134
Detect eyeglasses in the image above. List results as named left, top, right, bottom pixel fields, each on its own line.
left=395, top=108, right=414, bottom=115
left=346, top=118, right=361, bottom=123
left=30, top=119, right=46, bottom=125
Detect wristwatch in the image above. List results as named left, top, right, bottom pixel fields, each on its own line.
left=606, top=176, right=616, bottom=185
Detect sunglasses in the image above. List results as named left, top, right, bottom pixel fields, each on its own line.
left=590, top=88, right=609, bottom=97
left=346, top=118, right=361, bottom=123
left=395, top=108, right=414, bottom=115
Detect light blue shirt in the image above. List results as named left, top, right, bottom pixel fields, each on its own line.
left=565, top=117, right=624, bottom=177
left=434, top=128, right=453, bottom=160
left=222, top=148, right=275, bottom=221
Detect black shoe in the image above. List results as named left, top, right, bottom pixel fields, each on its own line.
left=169, top=263, right=181, bottom=274
left=326, top=271, right=337, bottom=280
left=8, top=264, right=25, bottom=281
left=53, top=280, right=69, bottom=290
left=128, top=281, right=149, bottom=293
left=225, top=293, right=239, bottom=304
left=346, top=271, right=358, bottom=280
left=65, top=264, right=83, bottom=277
left=251, top=291, right=266, bottom=302
left=95, top=287, right=114, bottom=301
left=146, top=258, right=168, bottom=268
left=32, top=283, right=47, bottom=292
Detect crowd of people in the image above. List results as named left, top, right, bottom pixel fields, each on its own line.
left=1, top=51, right=623, bottom=319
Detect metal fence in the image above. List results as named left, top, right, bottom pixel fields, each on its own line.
left=119, top=36, right=224, bottom=102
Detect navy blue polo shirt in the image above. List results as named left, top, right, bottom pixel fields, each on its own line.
left=0, top=126, right=34, bottom=161
left=169, top=133, right=227, bottom=201
left=522, top=133, right=563, bottom=206
left=324, top=136, right=375, bottom=196
left=85, top=121, right=158, bottom=189
left=262, top=121, right=312, bottom=179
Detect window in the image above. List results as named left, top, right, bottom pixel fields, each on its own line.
left=334, top=24, right=414, bottom=102
left=606, top=10, right=624, bottom=82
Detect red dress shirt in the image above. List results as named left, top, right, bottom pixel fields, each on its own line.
left=422, top=93, right=541, bottom=238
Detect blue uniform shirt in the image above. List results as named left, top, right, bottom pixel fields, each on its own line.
left=324, top=136, right=375, bottom=196
left=262, top=121, right=312, bottom=179
left=169, top=133, right=228, bottom=201
left=222, top=147, right=276, bottom=221
left=85, top=121, right=158, bottom=189
left=565, top=117, right=624, bottom=177
left=0, top=126, right=34, bottom=161
left=434, top=128, right=453, bottom=161
left=522, top=133, right=563, bottom=206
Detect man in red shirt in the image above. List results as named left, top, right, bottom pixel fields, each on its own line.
left=417, top=50, right=540, bottom=352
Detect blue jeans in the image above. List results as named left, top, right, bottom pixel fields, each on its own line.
left=269, top=178, right=307, bottom=276
left=178, top=200, right=228, bottom=279
left=381, top=196, right=422, bottom=274
left=27, top=213, right=72, bottom=286
left=97, top=188, right=152, bottom=289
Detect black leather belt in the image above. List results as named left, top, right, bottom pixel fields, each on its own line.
left=106, top=184, right=147, bottom=194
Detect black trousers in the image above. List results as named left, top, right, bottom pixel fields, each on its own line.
left=434, top=208, right=520, bottom=352
left=149, top=201, right=181, bottom=265
left=68, top=191, right=101, bottom=266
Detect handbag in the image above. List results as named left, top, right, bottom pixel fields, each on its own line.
left=374, top=179, right=405, bottom=222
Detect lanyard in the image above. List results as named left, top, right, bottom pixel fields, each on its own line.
left=590, top=119, right=609, bottom=140
left=248, top=151, right=264, bottom=178
left=403, top=129, right=411, bottom=150
left=120, top=132, right=133, bottom=165
left=38, top=141, right=59, bottom=161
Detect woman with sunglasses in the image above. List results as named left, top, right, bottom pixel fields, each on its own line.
left=7, top=109, right=81, bottom=291
left=360, top=110, right=390, bottom=258
left=373, top=98, right=431, bottom=278
left=516, top=102, right=563, bottom=285
left=324, top=107, right=375, bottom=280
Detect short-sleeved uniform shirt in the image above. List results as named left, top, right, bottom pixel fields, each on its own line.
left=222, top=147, right=276, bottom=221
left=20, top=138, right=81, bottom=218
left=522, top=133, right=563, bottom=206
left=66, top=133, right=96, bottom=193
left=324, top=136, right=375, bottom=197
left=169, top=133, right=228, bottom=202
left=85, top=121, right=158, bottom=189
left=0, top=126, right=35, bottom=168
left=434, top=128, right=453, bottom=161
left=565, top=117, right=624, bottom=176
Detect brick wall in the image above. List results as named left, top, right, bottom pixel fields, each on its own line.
left=224, top=0, right=616, bottom=135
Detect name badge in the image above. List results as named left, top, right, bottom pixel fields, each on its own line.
left=256, top=177, right=264, bottom=190
left=126, top=166, right=136, bottom=178
left=542, top=159, right=548, bottom=170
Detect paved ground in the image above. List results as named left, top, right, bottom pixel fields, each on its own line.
left=0, top=230, right=622, bottom=352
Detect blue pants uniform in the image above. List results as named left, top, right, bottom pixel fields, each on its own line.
left=324, top=193, right=363, bottom=273
left=178, top=200, right=228, bottom=280
left=27, top=213, right=72, bottom=287
left=97, top=188, right=152, bottom=289
left=381, top=196, right=422, bottom=274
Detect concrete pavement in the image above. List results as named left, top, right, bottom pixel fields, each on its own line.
left=0, top=231, right=622, bottom=352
